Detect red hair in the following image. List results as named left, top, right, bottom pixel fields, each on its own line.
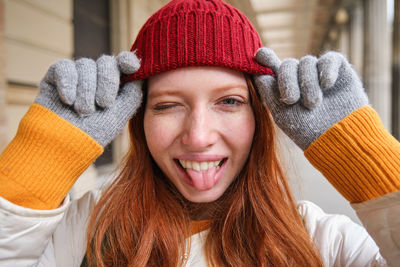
left=86, top=76, right=322, bottom=266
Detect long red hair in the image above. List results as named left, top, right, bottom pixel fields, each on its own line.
left=86, top=76, right=322, bottom=266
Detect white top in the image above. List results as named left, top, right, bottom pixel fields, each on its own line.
left=1, top=189, right=399, bottom=267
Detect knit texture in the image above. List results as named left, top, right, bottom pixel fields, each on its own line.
left=124, top=0, right=273, bottom=81
left=0, top=104, right=103, bottom=209
left=254, top=49, right=369, bottom=150
left=34, top=51, right=143, bottom=147
left=305, top=106, right=400, bottom=203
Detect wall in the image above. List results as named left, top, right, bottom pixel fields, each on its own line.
left=4, top=0, right=73, bottom=141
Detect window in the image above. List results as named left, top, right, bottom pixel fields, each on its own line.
left=74, top=0, right=113, bottom=166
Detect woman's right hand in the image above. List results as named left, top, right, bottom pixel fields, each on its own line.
left=34, top=51, right=143, bottom=147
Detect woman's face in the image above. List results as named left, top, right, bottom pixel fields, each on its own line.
left=144, top=66, right=255, bottom=203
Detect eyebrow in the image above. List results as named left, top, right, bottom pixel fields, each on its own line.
left=148, top=84, right=248, bottom=99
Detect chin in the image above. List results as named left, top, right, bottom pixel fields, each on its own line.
left=181, top=188, right=225, bottom=203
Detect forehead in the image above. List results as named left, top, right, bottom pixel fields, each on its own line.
left=147, top=66, right=247, bottom=97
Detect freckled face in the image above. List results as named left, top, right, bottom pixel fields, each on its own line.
left=144, top=67, right=255, bottom=203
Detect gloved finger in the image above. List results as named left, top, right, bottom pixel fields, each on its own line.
left=317, top=51, right=344, bottom=91
left=253, top=74, right=280, bottom=111
left=89, top=81, right=143, bottom=147
left=41, top=63, right=56, bottom=89
left=96, top=55, right=119, bottom=108
left=278, top=58, right=300, bottom=105
left=298, top=55, right=322, bottom=109
left=74, top=58, right=97, bottom=116
left=117, top=51, right=141, bottom=75
left=255, top=47, right=281, bottom=74
left=111, top=81, right=143, bottom=121
left=42, top=59, right=77, bottom=105
left=36, top=68, right=61, bottom=107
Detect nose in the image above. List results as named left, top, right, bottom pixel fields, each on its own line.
left=181, top=108, right=218, bottom=150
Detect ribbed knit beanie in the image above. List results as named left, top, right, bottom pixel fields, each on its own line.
left=124, top=0, right=273, bottom=81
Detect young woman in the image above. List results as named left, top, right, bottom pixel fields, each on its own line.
left=1, top=0, right=399, bottom=266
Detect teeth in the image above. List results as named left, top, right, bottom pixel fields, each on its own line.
left=193, top=162, right=200, bottom=171
left=180, top=160, right=186, bottom=168
left=179, top=159, right=222, bottom=172
left=200, top=162, right=208, bottom=171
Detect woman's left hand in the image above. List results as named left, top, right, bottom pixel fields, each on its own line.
left=253, top=48, right=369, bottom=150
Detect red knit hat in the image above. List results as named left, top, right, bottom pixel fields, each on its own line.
left=124, top=0, right=273, bottom=81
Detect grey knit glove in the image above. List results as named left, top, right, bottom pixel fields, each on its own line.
left=254, top=48, right=369, bottom=150
left=35, top=51, right=143, bottom=147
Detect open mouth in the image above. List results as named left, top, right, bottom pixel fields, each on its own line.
left=174, top=158, right=228, bottom=190
left=175, top=158, right=227, bottom=172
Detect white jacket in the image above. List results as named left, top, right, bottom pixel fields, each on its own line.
left=0, top=189, right=399, bottom=267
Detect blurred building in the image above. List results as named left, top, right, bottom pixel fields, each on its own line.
left=0, top=0, right=398, bottom=222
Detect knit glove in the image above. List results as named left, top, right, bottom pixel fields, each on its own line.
left=253, top=48, right=369, bottom=150
left=34, top=51, right=143, bottom=147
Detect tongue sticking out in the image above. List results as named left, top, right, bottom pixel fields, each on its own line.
left=185, top=166, right=219, bottom=191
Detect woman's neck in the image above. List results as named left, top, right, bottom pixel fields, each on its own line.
left=185, top=199, right=225, bottom=221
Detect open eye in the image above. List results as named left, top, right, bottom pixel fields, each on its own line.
left=220, top=97, right=245, bottom=106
